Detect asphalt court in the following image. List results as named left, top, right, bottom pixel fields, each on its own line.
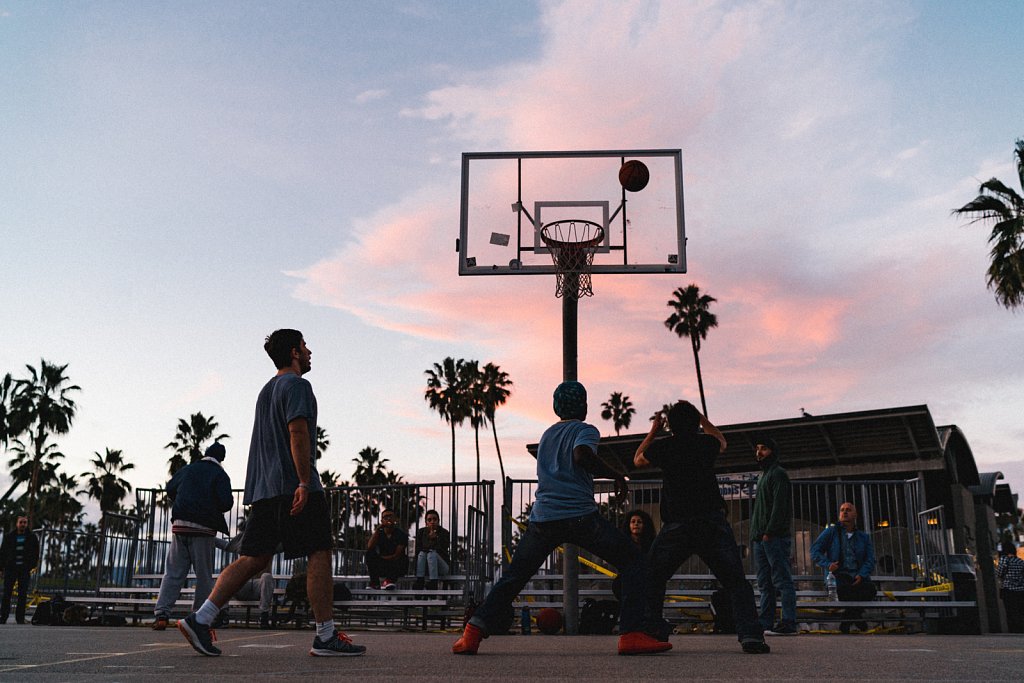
left=0, top=626, right=1021, bottom=681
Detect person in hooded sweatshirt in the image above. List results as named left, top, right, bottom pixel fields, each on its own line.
left=152, top=442, right=233, bottom=630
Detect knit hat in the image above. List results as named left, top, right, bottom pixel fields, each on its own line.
left=756, top=436, right=779, bottom=455
left=205, top=442, right=226, bottom=462
left=553, top=381, right=587, bottom=420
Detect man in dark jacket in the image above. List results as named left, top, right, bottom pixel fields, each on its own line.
left=152, top=442, right=233, bottom=630
left=810, top=502, right=876, bottom=632
left=1, top=515, right=40, bottom=624
left=750, top=437, right=797, bottom=635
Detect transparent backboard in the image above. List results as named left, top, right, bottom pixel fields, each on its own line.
left=458, top=149, right=685, bottom=276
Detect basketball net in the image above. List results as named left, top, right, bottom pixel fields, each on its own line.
left=540, top=220, right=605, bottom=299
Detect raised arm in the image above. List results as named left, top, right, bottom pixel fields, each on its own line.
left=698, top=414, right=727, bottom=453
left=633, top=414, right=664, bottom=468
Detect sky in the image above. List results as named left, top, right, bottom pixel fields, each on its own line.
left=2, top=0, right=1023, bottom=518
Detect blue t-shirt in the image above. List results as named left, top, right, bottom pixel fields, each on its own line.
left=530, top=420, right=601, bottom=522
left=244, top=373, right=323, bottom=505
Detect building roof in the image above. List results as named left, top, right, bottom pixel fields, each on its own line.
left=970, top=471, right=1005, bottom=500
left=527, top=404, right=982, bottom=485
left=994, top=483, right=1019, bottom=515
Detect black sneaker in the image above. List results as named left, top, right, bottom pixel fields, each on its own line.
left=177, top=613, right=221, bottom=656
left=310, top=631, right=367, bottom=657
left=211, top=610, right=230, bottom=629
left=765, top=622, right=798, bottom=636
left=413, top=578, right=425, bottom=590
left=741, top=639, right=771, bottom=654
left=259, top=612, right=271, bottom=630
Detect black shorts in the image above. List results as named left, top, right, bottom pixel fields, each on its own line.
left=240, top=490, right=333, bottom=560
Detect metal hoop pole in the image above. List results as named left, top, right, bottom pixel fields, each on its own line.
left=561, top=277, right=580, bottom=635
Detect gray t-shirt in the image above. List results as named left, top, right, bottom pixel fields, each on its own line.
left=244, top=373, right=323, bottom=505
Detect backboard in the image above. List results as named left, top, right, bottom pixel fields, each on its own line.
left=458, top=149, right=685, bottom=276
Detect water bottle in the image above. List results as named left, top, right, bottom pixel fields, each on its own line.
left=826, top=571, right=838, bottom=601
left=521, top=606, right=531, bottom=635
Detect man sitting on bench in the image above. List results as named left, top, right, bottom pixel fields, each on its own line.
left=810, top=502, right=876, bottom=633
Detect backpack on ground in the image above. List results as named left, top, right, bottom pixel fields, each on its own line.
left=579, top=598, right=618, bottom=635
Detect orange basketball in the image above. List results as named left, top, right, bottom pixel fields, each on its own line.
left=618, top=160, right=650, bottom=192
left=536, top=607, right=563, bottom=634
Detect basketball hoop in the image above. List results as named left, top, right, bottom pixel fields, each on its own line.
left=540, top=219, right=605, bottom=298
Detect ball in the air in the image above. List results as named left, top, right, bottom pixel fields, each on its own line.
left=618, top=160, right=650, bottom=192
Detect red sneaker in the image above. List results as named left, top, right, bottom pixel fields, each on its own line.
left=618, top=631, right=673, bottom=656
left=452, top=623, right=486, bottom=655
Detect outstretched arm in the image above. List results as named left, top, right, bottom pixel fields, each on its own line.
left=575, top=445, right=628, bottom=501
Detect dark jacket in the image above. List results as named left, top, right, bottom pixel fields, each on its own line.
left=415, top=526, right=451, bottom=563
left=167, top=458, right=233, bottom=534
left=749, top=457, right=792, bottom=542
left=810, top=524, right=875, bottom=580
left=0, top=529, right=40, bottom=571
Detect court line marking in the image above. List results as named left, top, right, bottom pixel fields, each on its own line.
left=0, top=632, right=284, bottom=673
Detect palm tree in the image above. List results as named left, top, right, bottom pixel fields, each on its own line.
left=461, top=360, right=486, bottom=485
left=424, top=357, right=472, bottom=485
left=0, top=372, right=16, bottom=449
left=2, top=436, right=64, bottom=504
left=665, top=284, right=718, bottom=417
left=8, top=360, right=80, bottom=523
left=81, top=448, right=135, bottom=516
left=952, top=139, right=1024, bottom=309
left=352, top=446, right=389, bottom=486
left=316, top=426, right=330, bottom=460
left=600, top=392, right=636, bottom=437
left=164, top=412, right=229, bottom=476
left=319, top=469, right=343, bottom=488
left=478, top=362, right=513, bottom=485
left=649, top=402, right=678, bottom=430
left=35, top=472, right=82, bottom=530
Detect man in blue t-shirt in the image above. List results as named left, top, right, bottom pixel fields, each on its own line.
left=177, top=329, right=365, bottom=658
left=453, top=382, right=671, bottom=657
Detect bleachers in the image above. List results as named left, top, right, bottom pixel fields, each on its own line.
left=61, top=572, right=467, bottom=630
left=513, top=572, right=973, bottom=632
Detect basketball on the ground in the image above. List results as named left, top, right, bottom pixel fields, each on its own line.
left=536, top=607, right=563, bottom=634
left=618, top=159, right=650, bottom=192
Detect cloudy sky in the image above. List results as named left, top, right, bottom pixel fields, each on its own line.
left=3, top=0, right=1023, bottom=513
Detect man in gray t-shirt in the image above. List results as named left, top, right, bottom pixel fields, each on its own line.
left=244, top=371, right=323, bottom=504
left=177, top=329, right=365, bottom=659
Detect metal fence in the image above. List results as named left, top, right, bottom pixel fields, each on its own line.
left=34, top=481, right=494, bottom=594
left=502, top=476, right=946, bottom=587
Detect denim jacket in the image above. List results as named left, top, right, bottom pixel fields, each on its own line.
left=810, top=524, right=875, bottom=579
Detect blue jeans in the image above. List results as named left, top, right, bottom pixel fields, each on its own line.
left=645, top=511, right=763, bottom=642
left=752, top=537, right=796, bottom=628
left=416, top=550, right=450, bottom=579
left=470, top=512, right=645, bottom=634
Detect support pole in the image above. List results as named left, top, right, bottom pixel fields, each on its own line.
left=562, top=276, right=580, bottom=635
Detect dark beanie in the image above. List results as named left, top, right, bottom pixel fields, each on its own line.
left=205, top=442, right=226, bottom=462
left=553, top=381, right=587, bottom=420
left=757, top=436, right=779, bottom=455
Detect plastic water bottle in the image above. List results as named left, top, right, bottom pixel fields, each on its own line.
left=521, top=606, right=531, bottom=635
left=826, top=572, right=838, bottom=601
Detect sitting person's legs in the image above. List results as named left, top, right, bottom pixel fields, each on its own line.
left=426, top=550, right=450, bottom=579
left=365, top=553, right=384, bottom=588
